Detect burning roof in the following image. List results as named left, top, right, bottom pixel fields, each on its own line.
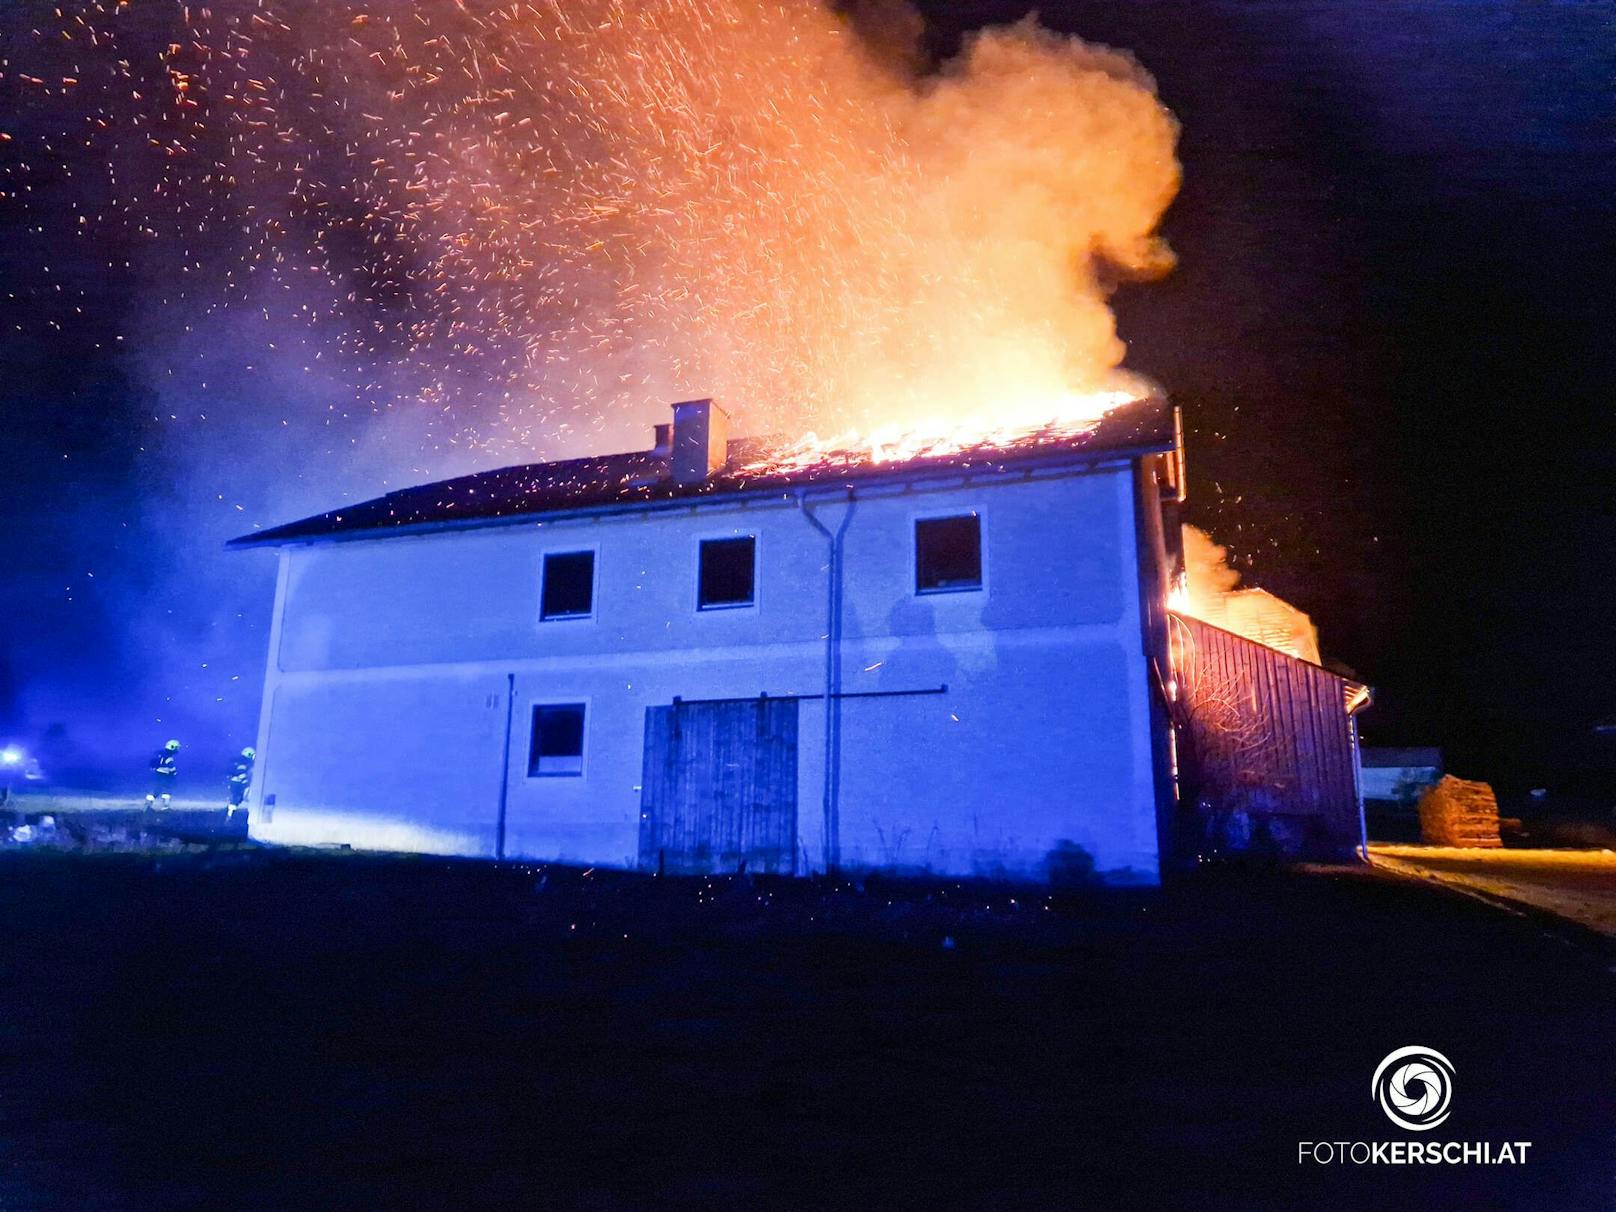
left=229, top=394, right=1174, bottom=550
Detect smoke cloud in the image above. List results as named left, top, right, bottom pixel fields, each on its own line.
left=94, top=0, right=1181, bottom=449
left=1180, top=525, right=1321, bottom=663
left=2, top=1, right=1180, bottom=783
left=1182, top=524, right=1245, bottom=612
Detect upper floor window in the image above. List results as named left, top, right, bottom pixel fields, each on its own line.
left=915, top=514, right=982, bottom=593
left=698, top=536, right=756, bottom=609
left=529, top=703, right=585, bottom=776
left=541, top=550, right=595, bottom=620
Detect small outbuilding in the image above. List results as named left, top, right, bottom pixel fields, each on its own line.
left=1359, top=747, right=1444, bottom=807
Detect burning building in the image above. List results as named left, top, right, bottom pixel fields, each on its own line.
left=231, top=396, right=1183, bottom=880
left=230, top=394, right=1367, bottom=880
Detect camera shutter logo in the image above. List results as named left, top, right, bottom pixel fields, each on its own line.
left=1372, top=1046, right=1455, bottom=1131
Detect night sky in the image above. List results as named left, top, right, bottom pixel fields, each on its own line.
left=2, top=1, right=1613, bottom=795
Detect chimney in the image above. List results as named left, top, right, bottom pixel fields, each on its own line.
left=650, top=422, right=671, bottom=457
left=668, top=398, right=730, bottom=485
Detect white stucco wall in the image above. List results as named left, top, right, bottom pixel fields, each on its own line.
left=248, top=460, right=1163, bottom=882
left=1359, top=765, right=1441, bottom=803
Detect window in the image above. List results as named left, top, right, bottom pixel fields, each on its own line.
left=529, top=704, right=585, bottom=776
left=698, top=536, right=756, bottom=609
left=915, top=514, right=982, bottom=593
left=541, top=550, right=594, bottom=620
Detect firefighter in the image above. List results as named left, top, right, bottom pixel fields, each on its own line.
left=146, top=739, right=180, bottom=809
left=226, top=747, right=255, bottom=813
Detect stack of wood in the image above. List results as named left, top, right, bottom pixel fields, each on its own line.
left=1417, top=775, right=1503, bottom=848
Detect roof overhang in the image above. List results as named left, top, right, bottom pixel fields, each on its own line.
left=229, top=396, right=1178, bottom=551
left=228, top=442, right=1169, bottom=552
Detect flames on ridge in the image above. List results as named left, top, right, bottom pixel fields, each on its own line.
left=1171, top=525, right=1321, bottom=663
left=735, top=387, right=1144, bottom=476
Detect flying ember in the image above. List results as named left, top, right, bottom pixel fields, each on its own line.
left=7, top=1, right=1180, bottom=459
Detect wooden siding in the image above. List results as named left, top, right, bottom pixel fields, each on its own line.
left=638, top=698, right=799, bottom=874
left=1170, top=613, right=1365, bottom=863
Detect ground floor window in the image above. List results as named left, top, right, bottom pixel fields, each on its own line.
left=529, top=703, right=586, bottom=776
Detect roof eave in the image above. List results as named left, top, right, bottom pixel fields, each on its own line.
left=227, top=435, right=1173, bottom=552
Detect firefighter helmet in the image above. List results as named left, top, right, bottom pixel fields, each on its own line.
left=241, top=747, right=256, bottom=759
left=165, top=739, right=181, bottom=751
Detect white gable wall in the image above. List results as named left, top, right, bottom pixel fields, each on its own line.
left=249, top=460, right=1163, bottom=882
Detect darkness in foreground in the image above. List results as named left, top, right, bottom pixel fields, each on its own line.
left=0, top=854, right=1609, bottom=1209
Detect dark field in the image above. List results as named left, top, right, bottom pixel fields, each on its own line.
left=0, top=853, right=1609, bottom=1209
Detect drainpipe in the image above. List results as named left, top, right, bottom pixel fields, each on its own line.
left=797, top=488, right=855, bottom=873
left=1346, top=684, right=1373, bottom=863
left=495, top=672, right=516, bottom=861
left=1351, top=714, right=1368, bottom=863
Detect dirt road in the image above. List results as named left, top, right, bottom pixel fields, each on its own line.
left=1371, top=845, right=1616, bottom=936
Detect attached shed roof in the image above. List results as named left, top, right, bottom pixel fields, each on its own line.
left=229, top=395, right=1175, bottom=550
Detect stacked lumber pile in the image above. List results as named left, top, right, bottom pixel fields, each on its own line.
left=1418, top=775, right=1502, bottom=848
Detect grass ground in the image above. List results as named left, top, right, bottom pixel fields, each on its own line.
left=0, top=851, right=1609, bottom=1210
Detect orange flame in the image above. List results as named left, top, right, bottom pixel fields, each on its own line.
left=736, top=387, right=1140, bottom=475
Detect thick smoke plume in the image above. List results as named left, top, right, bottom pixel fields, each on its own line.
left=3, top=1, right=1180, bottom=781
left=68, top=0, right=1181, bottom=452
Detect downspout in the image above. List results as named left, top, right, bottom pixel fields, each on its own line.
left=797, top=488, right=855, bottom=873
left=495, top=672, right=516, bottom=861
left=1351, top=714, right=1368, bottom=863
left=1346, top=684, right=1373, bottom=863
